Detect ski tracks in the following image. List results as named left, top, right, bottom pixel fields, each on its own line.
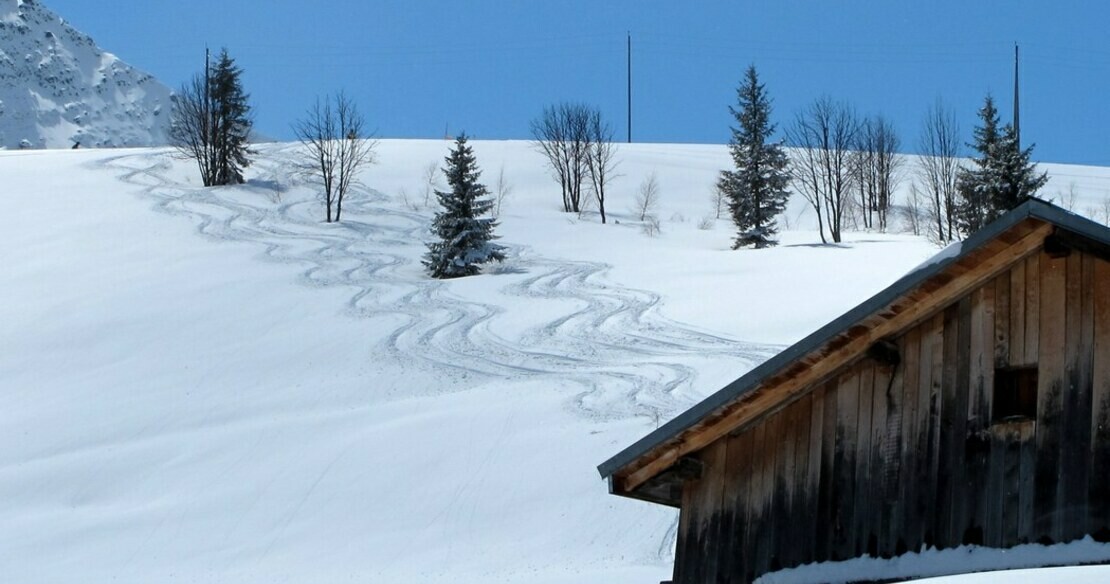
left=99, top=147, right=780, bottom=426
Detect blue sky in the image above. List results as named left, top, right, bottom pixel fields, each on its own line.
left=44, top=1, right=1110, bottom=165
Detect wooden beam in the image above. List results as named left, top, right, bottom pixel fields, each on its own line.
left=619, top=222, right=1053, bottom=495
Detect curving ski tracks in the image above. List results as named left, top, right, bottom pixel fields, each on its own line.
left=98, top=147, right=779, bottom=429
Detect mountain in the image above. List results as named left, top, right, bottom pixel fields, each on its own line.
left=0, top=0, right=172, bottom=149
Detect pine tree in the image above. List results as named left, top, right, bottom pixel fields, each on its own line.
left=717, top=65, right=791, bottom=249
left=995, top=123, right=1048, bottom=212
left=209, top=49, right=252, bottom=185
left=424, top=135, right=506, bottom=279
left=956, top=95, right=1047, bottom=235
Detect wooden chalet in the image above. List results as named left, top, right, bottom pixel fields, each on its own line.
left=598, top=199, right=1110, bottom=583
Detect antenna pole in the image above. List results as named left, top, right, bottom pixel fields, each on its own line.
left=1014, top=43, right=1020, bottom=149
left=627, top=31, right=632, bottom=143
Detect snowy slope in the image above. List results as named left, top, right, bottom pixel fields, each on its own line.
left=0, top=0, right=172, bottom=149
left=3, top=140, right=1110, bottom=583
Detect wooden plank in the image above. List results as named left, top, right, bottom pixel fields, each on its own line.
left=878, top=352, right=904, bottom=557
left=790, top=394, right=813, bottom=569
left=853, top=363, right=876, bottom=557
left=965, top=283, right=994, bottom=546
left=995, top=272, right=1012, bottom=368
left=899, top=326, right=922, bottom=554
left=674, top=477, right=699, bottom=583
left=833, top=368, right=860, bottom=560
left=773, top=400, right=797, bottom=571
left=1001, top=424, right=1023, bottom=546
left=617, top=224, right=1054, bottom=495
left=951, top=296, right=972, bottom=545
left=1010, top=258, right=1027, bottom=365
left=722, top=429, right=754, bottom=582
left=1025, top=254, right=1040, bottom=365
left=870, top=358, right=895, bottom=557
left=1091, top=258, right=1110, bottom=539
left=923, top=312, right=945, bottom=548
left=750, top=418, right=772, bottom=576
left=817, top=381, right=838, bottom=562
left=805, top=386, right=825, bottom=566
left=698, top=440, right=729, bottom=584
left=1059, top=253, right=1094, bottom=542
left=1018, top=417, right=1037, bottom=543
left=936, top=303, right=960, bottom=546
left=1035, top=252, right=1067, bottom=543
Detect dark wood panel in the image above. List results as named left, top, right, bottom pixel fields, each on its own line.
left=1035, top=253, right=1067, bottom=542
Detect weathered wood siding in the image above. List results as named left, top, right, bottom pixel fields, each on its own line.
left=673, top=248, right=1110, bottom=584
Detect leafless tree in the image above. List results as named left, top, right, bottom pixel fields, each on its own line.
left=787, top=96, right=859, bottom=243
left=531, top=102, right=591, bottom=213
left=422, top=161, right=440, bottom=209
left=1057, top=181, right=1079, bottom=211
left=712, top=184, right=728, bottom=219
left=584, top=109, right=619, bottom=224
left=917, top=99, right=961, bottom=243
left=169, top=74, right=218, bottom=186
left=902, top=182, right=926, bottom=236
left=854, top=115, right=903, bottom=232
left=492, top=165, right=513, bottom=219
left=634, top=172, right=662, bottom=222
left=293, top=92, right=377, bottom=223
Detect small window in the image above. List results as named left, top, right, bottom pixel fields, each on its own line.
left=993, top=367, right=1038, bottom=423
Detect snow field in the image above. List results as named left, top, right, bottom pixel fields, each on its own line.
left=3, top=140, right=1110, bottom=582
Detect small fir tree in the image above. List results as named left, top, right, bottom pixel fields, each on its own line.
left=956, top=95, right=1047, bottom=235
left=717, top=65, right=791, bottom=249
left=424, top=135, right=506, bottom=278
left=209, top=49, right=253, bottom=185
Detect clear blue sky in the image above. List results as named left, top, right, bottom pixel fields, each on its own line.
left=45, top=1, right=1110, bottom=164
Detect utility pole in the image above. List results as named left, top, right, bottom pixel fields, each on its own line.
left=627, top=31, right=632, bottom=143
left=1013, top=42, right=1020, bottom=149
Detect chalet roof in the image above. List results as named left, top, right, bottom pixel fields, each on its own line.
left=598, top=198, right=1110, bottom=503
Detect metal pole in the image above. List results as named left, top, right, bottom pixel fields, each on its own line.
left=627, top=32, right=632, bottom=143
left=1014, top=43, right=1020, bottom=149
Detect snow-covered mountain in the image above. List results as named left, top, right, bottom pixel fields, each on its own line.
left=0, top=0, right=172, bottom=149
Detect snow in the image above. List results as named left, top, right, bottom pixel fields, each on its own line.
left=758, top=537, right=1110, bottom=583
left=3, top=139, right=1110, bottom=583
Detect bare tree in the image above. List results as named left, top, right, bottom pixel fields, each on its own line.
left=169, top=74, right=218, bottom=186
left=634, top=172, right=661, bottom=222
left=917, top=99, right=961, bottom=243
left=1057, top=181, right=1079, bottom=211
left=854, top=115, right=903, bottom=232
left=531, top=102, right=591, bottom=213
left=293, top=92, right=377, bottom=222
left=422, top=161, right=440, bottom=209
left=584, top=109, right=619, bottom=224
left=902, top=182, right=926, bottom=236
left=787, top=96, right=859, bottom=243
left=492, top=165, right=513, bottom=219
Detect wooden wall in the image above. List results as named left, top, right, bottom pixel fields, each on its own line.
left=673, top=249, right=1110, bottom=584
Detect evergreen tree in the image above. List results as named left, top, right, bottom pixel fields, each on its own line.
left=209, top=49, right=252, bottom=185
left=995, top=123, right=1048, bottom=212
left=717, top=65, right=791, bottom=249
left=424, top=135, right=506, bottom=279
left=956, top=95, right=1047, bottom=235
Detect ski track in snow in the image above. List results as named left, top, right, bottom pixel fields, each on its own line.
left=98, top=146, right=778, bottom=437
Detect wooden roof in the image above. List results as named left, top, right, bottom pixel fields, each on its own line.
left=599, top=199, right=1110, bottom=506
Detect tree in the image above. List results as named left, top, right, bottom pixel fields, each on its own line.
left=717, top=66, right=791, bottom=249
left=169, top=48, right=253, bottom=187
left=293, top=92, right=377, bottom=223
left=854, top=115, right=902, bottom=232
left=584, top=109, right=619, bottom=224
left=531, top=103, right=590, bottom=213
left=424, top=134, right=506, bottom=279
left=955, top=94, right=1048, bottom=236
left=917, top=99, right=961, bottom=243
left=634, top=172, right=662, bottom=222
left=787, top=96, right=859, bottom=244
